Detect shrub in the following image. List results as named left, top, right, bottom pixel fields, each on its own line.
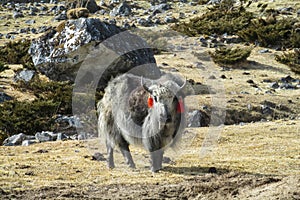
left=275, top=49, right=300, bottom=74
left=209, top=46, right=252, bottom=66
left=17, top=78, right=73, bottom=115
left=172, top=0, right=253, bottom=36
left=0, top=39, right=34, bottom=69
left=0, top=100, right=58, bottom=142
left=237, top=17, right=299, bottom=48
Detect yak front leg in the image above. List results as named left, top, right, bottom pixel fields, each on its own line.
left=106, top=140, right=115, bottom=169
left=150, top=149, right=164, bottom=172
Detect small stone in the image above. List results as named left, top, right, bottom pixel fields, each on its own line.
left=220, top=75, right=227, bottom=79
left=208, top=167, right=217, bottom=173
left=247, top=79, right=254, bottom=84
left=13, top=11, right=24, bottom=19
left=92, top=152, right=106, bottom=161
left=258, top=49, right=269, bottom=53
left=269, top=82, right=279, bottom=89
left=0, top=92, right=13, bottom=103
left=14, top=69, right=35, bottom=83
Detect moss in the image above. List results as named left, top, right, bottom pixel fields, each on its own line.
left=275, top=49, right=300, bottom=74
left=0, top=39, right=34, bottom=69
left=209, top=46, right=252, bottom=66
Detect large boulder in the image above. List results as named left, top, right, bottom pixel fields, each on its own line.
left=29, top=18, right=161, bottom=90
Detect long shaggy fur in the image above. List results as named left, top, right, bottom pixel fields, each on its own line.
left=97, top=73, right=186, bottom=171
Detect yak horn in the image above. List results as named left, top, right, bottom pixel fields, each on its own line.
left=141, top=76, right=152, bottom=93
left=179, top=78, right=187, bottom=91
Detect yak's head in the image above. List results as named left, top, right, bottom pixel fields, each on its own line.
left=141, top=77, right=186, bottom=129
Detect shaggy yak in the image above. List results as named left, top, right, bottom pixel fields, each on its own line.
left=97, top=73, right=187, bottom=172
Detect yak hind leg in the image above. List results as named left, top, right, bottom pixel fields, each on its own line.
left=150, top=149, right=164, bottom=172
left=106, top=140, right=115, bottom=169
left=119, top=139, right=136, bottom=168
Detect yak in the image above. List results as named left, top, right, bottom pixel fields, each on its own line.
left=97, top=73, right=187, bottom=172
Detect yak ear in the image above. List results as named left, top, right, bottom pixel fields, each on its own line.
left=141, top=76, right=152, bottom=94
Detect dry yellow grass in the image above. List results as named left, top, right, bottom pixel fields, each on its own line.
left=0, top=120, right=299, bottom=194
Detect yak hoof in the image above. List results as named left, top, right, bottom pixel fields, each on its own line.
left=151, top=166, right=162, bottom=173
left=128, top=163, right=136, bottom=168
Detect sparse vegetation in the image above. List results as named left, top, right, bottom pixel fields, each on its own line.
left=275, top=49, right=300, bottom=74
left=209, top=46, right=252, bottom=66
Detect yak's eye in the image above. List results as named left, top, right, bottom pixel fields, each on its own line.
left=154, top=96, right=158, bottom=102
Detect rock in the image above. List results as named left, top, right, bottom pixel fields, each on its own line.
left=110, top=2, right=131, bottom=16
left=35, top=131, right=57, bottom=142
left=258, top=49, right=270, bottom=53
left=151, top=3, right=170, bottom=14
left=13, top=69, right=35, bottom=83
left=0, top=92, right=12, bottom=103
left=280, top=83, right=296, bottom=90
left=207, top=0, right=221, bottom=4
left=22, top=140, right=37, bottom=146
left=29, top=18, right=161, bottom=90
left=269, top=82, right=279, bottom=89
left=54, top=12, right=67, bottom=20
left=67, top=0, right=99, bottom=13
left=137, top=18, right=152, bottom=27
left=3, top=133, right=35, bottom=146
left=25, top=19, right=35, bottom=24
left=92, top=152, right=106, bottom=161
left=280, top=75, right=295, bottom=83
left=164, top=16, right=176, bottom=23
left=187, top=110, right=202, bottom=127
left=261, top=105, right=273, bottom=115
left=13, top=11, right=24, bottom=18
left=56, top=132, right=68, bottom=141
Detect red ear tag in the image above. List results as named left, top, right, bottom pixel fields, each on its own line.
left=177, top=97, right=184, bottom=113
left=148, top=96, right=154, bottom=108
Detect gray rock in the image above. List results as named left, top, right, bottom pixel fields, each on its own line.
left=269, top=82, right=279, bottom=89
left=164, top=16, right=176, bottom=23
left=3, top=133, right=35, bottom=146
left=0, top=92, right=12, bottom=103
left=54, top=12, right=67, bottom=20
left=56, top=132, right=68, bottom=141
left=67, top=0, right=99, bottom=13
left=258, top=49, right=270, bottom=53
left=22, top=140, right=37, bottom=146
left=29, top=18, right=161, bottom=90
left=110, top=2, right=131, bottom=16
left=14, top=69, right=35, bottom=82
left=280, top=83, right=296, bottom=90
left=25, top=19, right=36, bottom=24
left=13, top=11, right=24, bottom=19
left=151, top=3, right=170, bottom=13
left=35, top=131, right=57, bottom=142
left=187, top=110, right=202, bottom=127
